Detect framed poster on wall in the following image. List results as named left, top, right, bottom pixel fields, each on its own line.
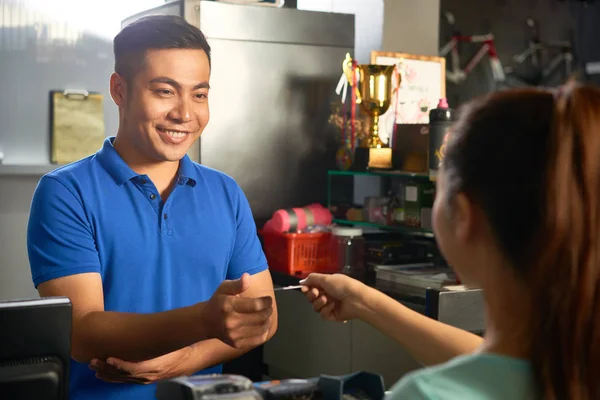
left=370, top=51, right=445, bottom=144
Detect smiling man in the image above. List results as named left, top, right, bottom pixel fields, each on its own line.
left=27, top=15, right=277, bottom=400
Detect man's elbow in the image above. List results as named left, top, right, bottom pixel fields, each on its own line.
left=71, top=341, right=94, bottom=364
left=70, top=318, right=102, bottom=363
left=71, top=352, right=91, bottom=364
left=266, top=315, right=278, bottom=341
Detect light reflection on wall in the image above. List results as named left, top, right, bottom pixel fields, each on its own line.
left=0, top=0, right=164, bottom=51
left=1, top=1, right=81, bottom=50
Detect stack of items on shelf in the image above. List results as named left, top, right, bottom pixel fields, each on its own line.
left=361, top=233, right=457, bottom=297
left=374, top=264, right=458, bottom=298
left=259, top=202, right=449, bottom=289
left=365, top=180, right=435, bottom=229
left=354, top=225, right=458, bottom=298
left=261, top=204, right=372, bottom=280
left=332, top=178, right=436, bottom=230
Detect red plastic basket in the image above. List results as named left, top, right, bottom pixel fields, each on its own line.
left=260, top=230, right=335, bottom=277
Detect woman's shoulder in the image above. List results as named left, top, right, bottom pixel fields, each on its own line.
left=385, top=353, right=536, bottom=400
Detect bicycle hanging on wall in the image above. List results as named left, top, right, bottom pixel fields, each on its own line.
left=438, top=11, right=506, bottom=86
left=504, top=17, right=575, bottom=87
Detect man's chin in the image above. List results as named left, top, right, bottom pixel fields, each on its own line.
left=159, top=152, right=188, bottom=163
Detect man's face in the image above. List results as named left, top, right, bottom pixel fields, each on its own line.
left=117, top=48, right=210, bottom=163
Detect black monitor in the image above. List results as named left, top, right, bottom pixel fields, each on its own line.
left=0, top=297, right=72, bottom=400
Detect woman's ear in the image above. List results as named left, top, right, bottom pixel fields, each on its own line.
left=452, top=192, right=479, bottom=244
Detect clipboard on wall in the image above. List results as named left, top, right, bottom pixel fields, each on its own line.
left=50, top=89, right=106, bottom=165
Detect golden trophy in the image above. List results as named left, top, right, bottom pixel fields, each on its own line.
left=343, top=53, right=396, bottom=169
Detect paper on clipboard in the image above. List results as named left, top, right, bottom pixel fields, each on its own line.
left=214, top=0, right=285, bottom=6
left=50, top=89, right=105, bottom=164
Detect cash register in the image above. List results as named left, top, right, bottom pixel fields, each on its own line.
left=156, top=371, right=386, bottom=400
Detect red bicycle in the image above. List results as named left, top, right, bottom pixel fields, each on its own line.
left=438, top=11, right=505, bottom=85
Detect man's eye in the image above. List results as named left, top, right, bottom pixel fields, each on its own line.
left=195, top=93, right=208, bottom=99
left=155, top=89, right=173, bottom=96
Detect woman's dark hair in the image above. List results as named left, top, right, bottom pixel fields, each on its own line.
left=113, top=15, right=211, bottom=81
left=443, top=83, right=600, bottom=399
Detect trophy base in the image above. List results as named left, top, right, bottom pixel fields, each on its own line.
left=351, top=148, right=393, bottom=171
left=368, top=148, right=393, bottom=169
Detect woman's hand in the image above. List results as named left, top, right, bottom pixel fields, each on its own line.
left=300, top=273, right=369, bottom=322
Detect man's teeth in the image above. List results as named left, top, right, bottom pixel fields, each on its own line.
left=162, top=129, right=187, bottom=138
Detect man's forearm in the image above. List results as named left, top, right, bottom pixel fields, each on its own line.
left=74, top=303, right=209, bottom=363
left=176, top=340, right=249, bottom=376
left=178, top=316, right=278, bottom=376
left=357, top=287, right=483, bottom=366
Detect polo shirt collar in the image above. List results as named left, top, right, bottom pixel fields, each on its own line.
left=176, top=153, right=197, bottom=187
left=96, top=137, right=137, bottom=186
left=97, top=136, right=197, bottom=187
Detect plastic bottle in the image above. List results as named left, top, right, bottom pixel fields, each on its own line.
left=266, top=203, right=333, bottom=233
left=428, top=98, right=456, bottom=181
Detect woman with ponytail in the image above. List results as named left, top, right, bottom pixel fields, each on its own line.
left=301, top=82, right=600, bottom=399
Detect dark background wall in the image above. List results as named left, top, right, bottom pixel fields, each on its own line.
left=439, top=0, right=592, bottom=107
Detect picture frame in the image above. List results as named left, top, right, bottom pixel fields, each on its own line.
left=370, top=51, right=446, bottom=143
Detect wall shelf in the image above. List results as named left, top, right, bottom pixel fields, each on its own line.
left=0, top=164, right=59, bottom=176
left=328, top=169, right=431, bottom=181
left=333, top=218, right=434, bottom=237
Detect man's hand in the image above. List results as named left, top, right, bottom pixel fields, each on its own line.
left=203, top=273, right=273, bottom=349
left=89, top=347, right=192, bottom=384
left=89, top=272, right=275, bottom=384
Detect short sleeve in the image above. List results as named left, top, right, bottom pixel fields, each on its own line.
left=385, top=372, right=434, bottom=400
left=27, top=176, right=101, bottom=287
left=226, top=184, right=268, bottom=280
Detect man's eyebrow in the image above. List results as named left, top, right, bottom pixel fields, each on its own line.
left=147, top=77, right=210, bottom=91
left=148, top=77, right=180, bottom=89
left=193, top=82, right=210, bottom=90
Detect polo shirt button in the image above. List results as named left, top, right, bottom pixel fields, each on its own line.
left=150, top=194, right=157, bottom=200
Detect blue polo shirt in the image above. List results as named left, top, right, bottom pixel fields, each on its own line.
left=27, top=137, right=268, bottom=400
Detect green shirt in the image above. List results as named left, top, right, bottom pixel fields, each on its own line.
left=386, top=353, right=536, bottom=400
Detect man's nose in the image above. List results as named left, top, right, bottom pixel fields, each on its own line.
left=169, top=97, right=192, bottom=123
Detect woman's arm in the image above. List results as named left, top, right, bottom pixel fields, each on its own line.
left=357, top=285, right=482, bottom=366
left=301, top=273, right=482, bottom=366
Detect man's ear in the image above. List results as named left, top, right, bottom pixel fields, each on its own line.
left=109, top=72, right=128, bottom=108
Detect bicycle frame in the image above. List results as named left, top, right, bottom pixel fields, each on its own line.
left=510, top=41, right=573, bottom=85
left=439, top=34, right=506, bottom=84
left=542, top=51, right=573, bottom=81
left=506, top=16, right=575, bottom=87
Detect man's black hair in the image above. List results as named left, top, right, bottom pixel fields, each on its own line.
left=114, top=15, right=211, bottom=81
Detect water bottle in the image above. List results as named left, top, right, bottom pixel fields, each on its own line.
left=428, top=98, right=456, bottom=181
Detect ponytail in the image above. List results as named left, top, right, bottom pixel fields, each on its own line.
left=444, top=83, right=600, bottom=399
left=530, top=82, right=600, bottom=400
